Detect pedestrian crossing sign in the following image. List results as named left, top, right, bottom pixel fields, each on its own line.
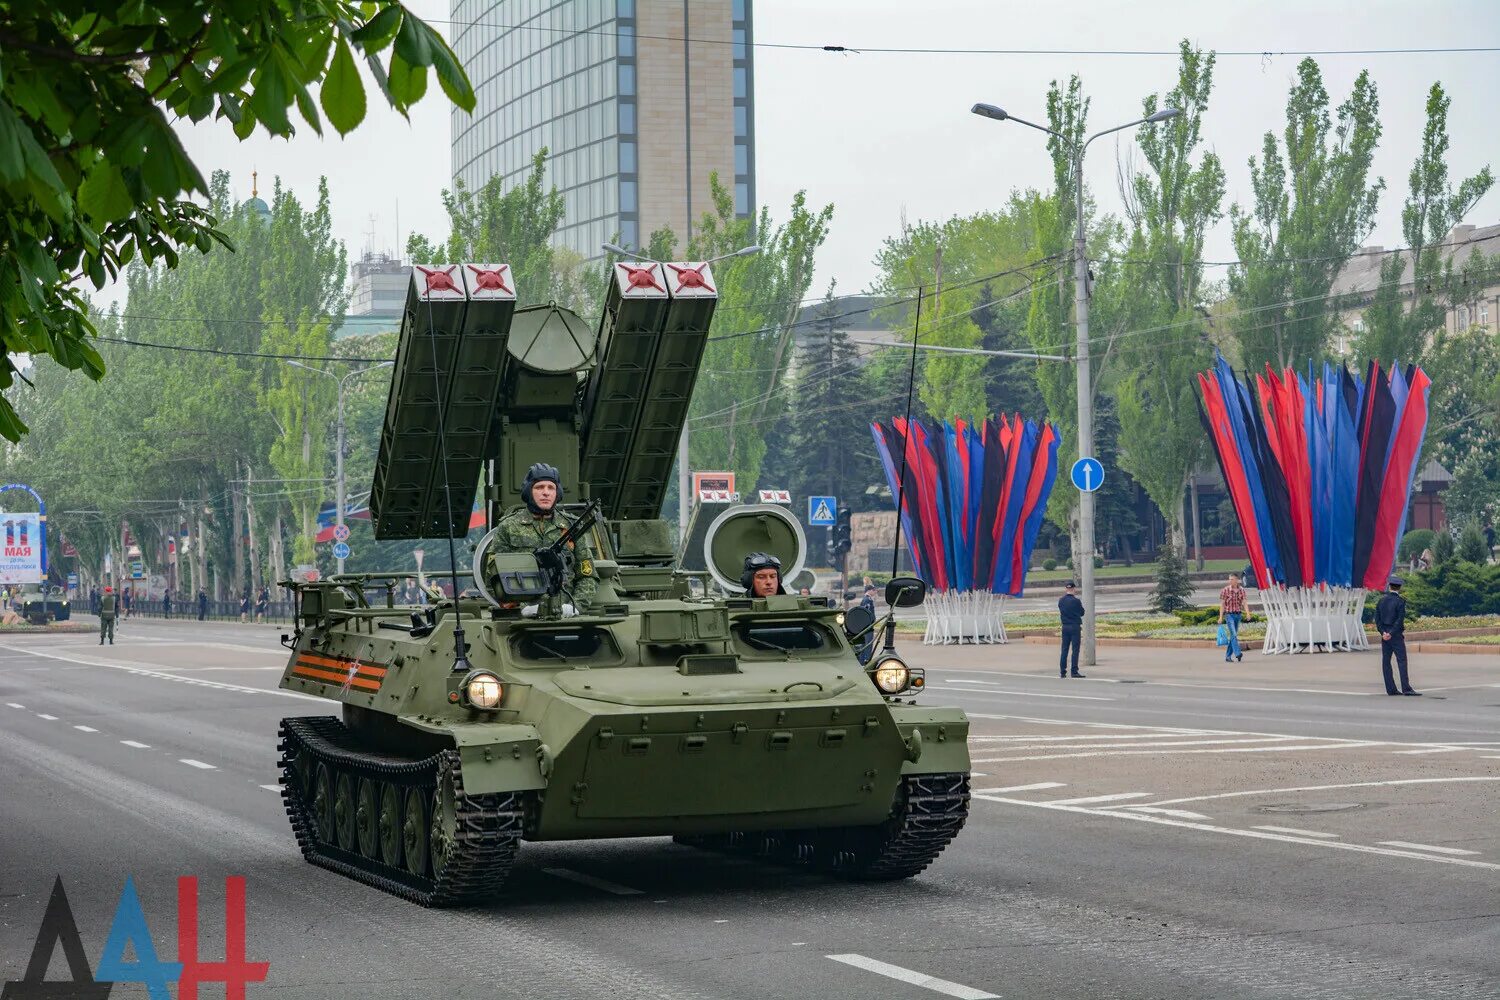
left=809, top=496, right=837, bottom=526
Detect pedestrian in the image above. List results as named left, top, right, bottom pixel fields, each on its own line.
left=98, top=586, right=117, bottom=645
left=1375, top=577, right=1418, bottom=696
left=239, top=589, right=250, bottom=622
left=162, top=590, right=172, bottom=619
left=1217, top=572, right=1247, bottom=663
left=1057, top=581, right=1085, bottom=678
left=89, top=587, right=100, bottom=616
left=857, top=585, right=878, bottom=665
left=255, top=585, right=269, bottom=623
left=197, top=588, right=208, bottom=621
left=122, top=587, right=132, bottom=619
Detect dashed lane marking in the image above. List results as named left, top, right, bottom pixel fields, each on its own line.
left=1046, top=791, right=1152, bottom=806
left=1392, top=747, right=1465, bottom=755
left=1120, top=806, right=1211, bottom=820
left=972, top=736, right=1294, bottom=753
left=826, top=955, right=998, bottom=1000
left=972, top=742, right=1376, bottom=763
left=972, top=795, right=1500, bottom=871
left=542, top=867, right=644, bottom=896
left=259, top=784, right=283, bottom=792
left=0, top=642, right=319, bottom=701
left=969, top=732, right=1212, bottom=742
left=1253, top=825, right=1340, bottom=838
left=5, top=702, right=24, bottom=709
left=35, top=714, right=57, bottom=721
left=178, top=759, right=216, bottom=770
left=926, top=685, right=1114, bottom=702
left=1135, top=776, right=1500, bottom=808
left=1378, top=841, right=1481, bottom=856
left=73, top=725, right=98, bottom=733
left=120, top=740, right=150, bottom=749
left=973, top=781, right=1066, bottom=794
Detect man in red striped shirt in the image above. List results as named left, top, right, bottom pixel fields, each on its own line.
left=1218, top=573, right=1247, bottom=662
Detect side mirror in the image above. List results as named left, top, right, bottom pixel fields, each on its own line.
left=842, top=605, right=876, bottom=638
left=885, top=576, right=927, bottom=608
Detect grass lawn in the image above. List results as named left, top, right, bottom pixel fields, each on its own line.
left=1025, top=558, right=1247, bottom=582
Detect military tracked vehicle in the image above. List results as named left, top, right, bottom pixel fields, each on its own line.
left=275, top=260, right=971, bottom=906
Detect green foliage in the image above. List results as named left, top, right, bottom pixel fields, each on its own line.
left=1399, top=529, right=1437, bottom=563
left=1424, top=322, right=1500, bottom=527
left=1355, top=82, right=1494, bottom=365
left=0, top=1, right=473, bottom=441
left=1149, top=544, right=1194, bottom=613
left=1456, top=522, right=1489, bottom=564
left=1431, top=529, right=1455, bottom=564
left=1401, top=560, right=1500, bottom=617
left=1042, top=558, right=1057, bottom=571
left=1227, top=60, right=1383, bottom=368
left=263, top=315, right=335, bottom=563
left=1175, top=607, right=1260, bottom=626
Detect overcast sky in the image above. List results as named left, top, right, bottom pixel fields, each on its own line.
left=115, top=0, right=1500, bottom=310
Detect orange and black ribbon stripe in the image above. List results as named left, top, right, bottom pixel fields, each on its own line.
left=289, top=652, right=387, bottom=693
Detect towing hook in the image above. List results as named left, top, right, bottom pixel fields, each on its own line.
left=904, top=727, right=923, bottom=763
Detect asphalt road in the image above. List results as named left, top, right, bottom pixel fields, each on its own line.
left=1, top=617, right=1496, bottom=999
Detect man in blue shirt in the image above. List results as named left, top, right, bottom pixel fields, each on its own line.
left=1058, top=581, right=1085, bottom=678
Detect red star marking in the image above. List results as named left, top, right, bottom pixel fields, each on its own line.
left=617, top=263, right=664, bottom=292
left=416, top=265, right=459, bottom=294
left=667, top=263, right=715, bottom=294
left=467, top=264, right=512, bottom=293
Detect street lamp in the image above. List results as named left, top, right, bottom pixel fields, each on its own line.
left=285, top=359, right=394, bottom=575
left=971, top=101, right=1179, bottom=666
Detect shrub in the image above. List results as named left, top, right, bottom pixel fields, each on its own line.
left=1457, top=523, right=1489, bottom=564
left=1398, top=529, right=1437, bottom=564
left=1093, top=555, right=1104, bottom=569
left=1042, top=558, right=1057, bottom=571
left=1149, top=546, right=1194, bottom=613
left=1401, top=561, right=1500, bottom=618
left=1431, top=530, right=1455, bottom=565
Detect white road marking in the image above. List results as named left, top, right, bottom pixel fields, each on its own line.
left=972, top=742, right=1374, bottom=764
left=1120, top=806, right=1211, bottom=820
left=927, top=685, right=1114, bottom=702
left=972, top=795, right=1500, bottom=871
left=969, top=732, right=1211, bottom=742
left=1252, top=825, right=1340, bottom=839
left=935, top=669, right=1376, bottom=697
left=73, top=725, right=98, bottom=733
left=1378, top=841, right=1480, bottom=856
left=5, top=702, right=23, bottom=709
left=179, top=759, right=216, bottom=770
left=120, top=740, right=150, bottom=749
left=259, top=784, right=283, bottom=792
left=1046, top=792, right=1152, bottom=806
left=0, top=642, right=318, bottom=701
left=1392, top=747, right=1464, bottom=755
left=827, top=954, right=998, bottom=1000
left=973, top=781, right=1066, bottom=794
left=36, top=714, right=57, bottom=720
left=1139, top=776, right=1500, bottom=808
left=542, top=867, right=644, bottom=896
left=975, top=737, right=1293, bottom=752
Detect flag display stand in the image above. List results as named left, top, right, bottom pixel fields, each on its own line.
left=872, top=414, right=1060, bottom=645
left=1197, top=355, right=1429, bottom=656
left=1258, top=585, right=1369, bottom=654
left=923, top=591, right=1009, bottom=645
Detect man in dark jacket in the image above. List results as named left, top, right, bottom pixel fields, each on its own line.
left=1058, top=581, right=1085, bottom=678
left=1375, top=577, right=1418, bottom=696
left=197, top=589, right=208, bottom=621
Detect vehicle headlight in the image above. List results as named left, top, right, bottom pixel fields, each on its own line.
left=872, top=656, right=910, bottom=694
left=835, top=612, right=846, bottom=627
left=464, top=672, right=504, bottom=709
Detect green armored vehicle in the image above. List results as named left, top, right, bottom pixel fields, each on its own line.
left=276, top=260, right=971, bottom=905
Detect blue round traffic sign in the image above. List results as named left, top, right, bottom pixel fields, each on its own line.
left=332, top=541, right=351, bottom=560
left=1070, top=457, right=1105, bottom=493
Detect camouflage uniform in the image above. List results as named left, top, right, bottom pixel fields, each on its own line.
left=98, top=592, right=117, bottom=644
left=488, top=506, right=597, bottom=609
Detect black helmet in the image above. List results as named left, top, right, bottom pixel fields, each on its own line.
left=740, top=551, right=784, bottom=594
left=521, top=462, right=562, bottom=513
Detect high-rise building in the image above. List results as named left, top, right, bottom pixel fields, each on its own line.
left=449, top=0, right=755, bottom=259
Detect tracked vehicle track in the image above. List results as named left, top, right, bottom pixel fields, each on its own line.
left=676, top=772, right=970, bottom=879
left=278, top=716, right=525, bottom=907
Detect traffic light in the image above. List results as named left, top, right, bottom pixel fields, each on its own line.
left=833, top=507, right=852, bottom=555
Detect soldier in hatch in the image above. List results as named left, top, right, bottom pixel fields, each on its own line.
left=489, top=463, right=596, bottom=614
left=741, top=552, right=786, bottom=597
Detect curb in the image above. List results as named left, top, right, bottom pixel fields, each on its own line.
left=1013, top=633, right=1497, bottom=655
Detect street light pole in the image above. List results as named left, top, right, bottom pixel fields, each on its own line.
left=971, top=102, right=1178, bottom=666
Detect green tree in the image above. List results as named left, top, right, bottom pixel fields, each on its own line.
left=263, top=315, right=335, bottom=563
left=1149, top=543, right=1194, bottom=612
left=1456, top=522, right=1489, bottom=564
left=1355, top=82, right=1494, bottom=364
left=0, top=1, right=474, bottom=441
left=1112, top=42, right=1224, bottom=555
left=1425, top=322, right=1500, bottom=529
left=1227, top=59, right=1384, bottom=369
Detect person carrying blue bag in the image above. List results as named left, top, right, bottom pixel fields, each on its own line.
left=1217, top=572, right=1246, bottom=662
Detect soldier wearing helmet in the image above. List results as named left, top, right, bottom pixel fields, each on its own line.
left=488, top=463, right=597, bottom=613
left=741, top=552, right=785, bottom=597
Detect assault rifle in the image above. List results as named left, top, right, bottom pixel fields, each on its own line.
left=533, top=498, right=603, bottom=601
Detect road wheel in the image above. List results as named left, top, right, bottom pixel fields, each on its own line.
left=333, top=772, right=357, bottom=852
left=378, top=783, right=403, bottom=867
left=355, top=778, right=380, bottom=858
left=312, top=764, right=335, bottom=844
left=402, top=786, right=428, bottom=878
left=429, top=769, right=458, bottom=879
